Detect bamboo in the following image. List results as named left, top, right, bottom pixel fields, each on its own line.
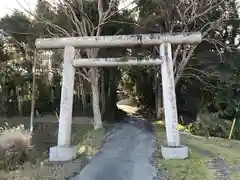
left=229, top=116, right=237, bottom=139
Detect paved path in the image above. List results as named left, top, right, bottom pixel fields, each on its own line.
left=72, top=118, right=157, bottom=180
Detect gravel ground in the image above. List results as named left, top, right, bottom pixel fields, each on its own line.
left=72, top=117, right=158, bottom=180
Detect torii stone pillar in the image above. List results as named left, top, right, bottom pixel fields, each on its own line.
left=160, top=43, right=188, bottom=159
left=49, top=46, right=77, bottom=162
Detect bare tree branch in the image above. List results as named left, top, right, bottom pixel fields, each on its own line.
left=16, top=0, right=71, bottom=37
left=75, top=70, right=91, bottom=82
left=182, top=73, right=220, bottom=89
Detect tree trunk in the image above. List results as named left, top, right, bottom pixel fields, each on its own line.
left=155, top=67, right=162, bottom=120
left=102, top=68, right=121, bottom=122
left=0, top=92, right=5, bottom=115
left=16, top=86, right=23, bottom=116
left=108, top=72, right=118, bottom=121
left=100, top=69, right=106, bottom=116
left=90, top=69, right=102, bottom=129
left=78, top=75, right=87, bottom=113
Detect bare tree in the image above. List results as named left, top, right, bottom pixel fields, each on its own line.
left=172, top=0, right=238, bottom=84
left=135, top=0, right=239, bottom=119
left=138, top=0, right=238, bottom=84
left=19, top=0, right=133, bottom=129
left=62, top=0, right=121, bottom=129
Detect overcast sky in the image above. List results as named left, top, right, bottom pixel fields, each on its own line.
left=0, top=0, right=136, bottom=18
left=0, top=0, right=37, bottom=18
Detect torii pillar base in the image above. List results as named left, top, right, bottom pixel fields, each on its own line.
left=49, top=146, right=77, bottom=162
left=161, top=145, right=188, bottom=160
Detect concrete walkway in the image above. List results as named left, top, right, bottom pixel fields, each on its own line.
left=72, top=118, right=157, bottom=180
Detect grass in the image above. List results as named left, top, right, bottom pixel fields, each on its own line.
left=75, top=126, right=106, bottom=156
left=0, top=116, right=106, bottom=180
left=154, top=121, right=240, bottom=180
left=161, top=151, right=213, bottom=180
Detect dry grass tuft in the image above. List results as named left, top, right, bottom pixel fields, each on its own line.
left=0, top=124, right=32, bottom=170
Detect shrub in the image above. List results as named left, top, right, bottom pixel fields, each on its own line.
left=0, top=124, right=32, bottom=170
left=188, top=112, right=231, bottom=138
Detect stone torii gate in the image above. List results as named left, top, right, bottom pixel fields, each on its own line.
left=35, top=33, right=202, bottom=162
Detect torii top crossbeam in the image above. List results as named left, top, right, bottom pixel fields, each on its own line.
left=35, top=32, right=202, bottom=49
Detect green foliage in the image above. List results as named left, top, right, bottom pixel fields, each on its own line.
left=119, top=0, right=240, bottom=138
left=213, top=52, right=240, bottom=119
left=120, top=66, right=156, bottom=107
left=187, top=112, right=232, bottom=138
left=0, top=0, right=135, bottom=119
left=0, top=11, right=33, bottom=39
left=0, top=40, right=10, bottom=63
left=0, top=0, right=239, bottom=140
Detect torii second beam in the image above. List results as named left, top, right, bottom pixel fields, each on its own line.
left=73, top=58, right=162, bottom=67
